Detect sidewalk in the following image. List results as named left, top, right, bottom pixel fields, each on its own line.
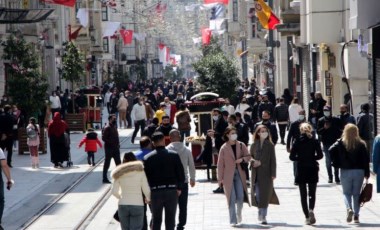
left=89, top=142, right=380, bottom=230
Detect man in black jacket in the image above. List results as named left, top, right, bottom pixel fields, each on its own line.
left=309, top=92, right=326, bottom=129
left=258, top=95, right=274, bottom=120
left=317, top=106, right=342, bottom=184
left=0, top=105, right=15, bottom=167
left=287, top=110, right=307, bottom=185
left=274, top=98, right=289, bottom=144
left=144, top=132, right=185, bottom=230
left=357, top=103, right=374, bottom=158
left=101, top=114, right=121, bottom=183
left=254, top=110, right=278, bottom=145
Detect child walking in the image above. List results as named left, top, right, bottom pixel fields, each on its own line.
left=78, top=128, right=102, bottom=166
left=26, top=117, right=40, bottom=169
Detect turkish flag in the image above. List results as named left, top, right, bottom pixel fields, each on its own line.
left=119, top=29, right=133, bottom=45
left=42, top=0, right=76, bottom=7
left=204, top=0, right=228, bottom=5
left=202, top=28, right=212, bottom=45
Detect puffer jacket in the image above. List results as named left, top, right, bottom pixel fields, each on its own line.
left=78, top=131, right=102, bottom=152
left=176, top=110, right=191, bottom=131
left=274, top=103, right=289, bottom=122
left=111, top=161, right=151, bottom=206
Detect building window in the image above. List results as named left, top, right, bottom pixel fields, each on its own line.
left=232, top=0, right=238, bottom=22
left=102, top=6, right=108, bottom=21
left=103, top=37, right=109, bottom=53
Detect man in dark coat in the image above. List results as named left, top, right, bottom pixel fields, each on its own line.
left=258, top=95, right=274, bottom=120
left=102, top=114, right=121, bottom=183
left=254, top=110, right=278, bottom=145
left=317, top=106, right=342, bottom=184
left=0, top=105, right=15, bottom=167
left=357, top=103, right=374, bottom=158
left=309, top=92, right=326, bottom=129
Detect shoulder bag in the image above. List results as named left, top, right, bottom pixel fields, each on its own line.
left=359, top=182, right=373, bottom=207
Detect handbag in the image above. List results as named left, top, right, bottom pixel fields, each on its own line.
left=239, top=143, right=249, bottom=171
left=359, top=182, right=373, bottom=207
left=113, top=210, right=120, bottom=222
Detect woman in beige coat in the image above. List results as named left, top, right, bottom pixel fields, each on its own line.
left=217, top=127, right=251, bottom=226
left=250, top=124, right=279, bottom=225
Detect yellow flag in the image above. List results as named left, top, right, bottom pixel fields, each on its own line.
left=255, top=0, right=280, bottom=30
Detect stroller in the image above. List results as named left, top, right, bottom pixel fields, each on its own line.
left=64, top=132, right=73, bottom=167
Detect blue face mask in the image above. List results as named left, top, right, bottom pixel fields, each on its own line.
left=323, top=111, right=331, bottom=117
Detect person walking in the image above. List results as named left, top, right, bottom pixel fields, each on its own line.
left=288, top=97, right=303, bottom=124
left=102, top=114, right=122, bottom=183
left=104, top=89, right=112, bottom=114
left=309, top=92, right=326, bottom=129
left=357, top=103, right=374, bottom=158
left=125, top=90, right=134, bottom=128
left=317, top=106, right=342, bottom=184
left=111, top=152, right=151, bottom=230
left=49, top=91, right=61, bottom=116
left=250, top=125, right=279, bottom=225
left=217, top=127, right=251, bottom=226
left=274, top=98, right=289, bottom=145
left=26, top=117, right=40, bottom=169
left=258, top=95, right=274, bottom=120
left=143, top=132, right=185, bottom=230
left=0, top=105, right=15, bottom=167
left=286, top=110, right=307, bottom=185
left=329, top=124, right=370, bottom=224
left=131, top=98, right=147, bottom=144
left=338, top=104, right=356, bottom=127
left=222, top=98, right=235, bottom=116
left=117, top=93, right=129, bottom=129
left=281, top=88, right=293, bottom=106
left=78, top=128, right=103, bottom=166
left=48, top=112, right=68, bottom=168
left=254, top=111, right=278, bottom=145
left=0, top=148, right=13, bottom=230
left=175, top=104, right=191, bottom=144
left=372, top=135, right=380, bottom=193
left=290, top=123, right=323, bottom=225
left=235, top=98, right=251, bottom=124
left=166, top=129, right=196, bottom=230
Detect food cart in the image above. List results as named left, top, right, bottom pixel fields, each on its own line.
left=185, top=92, right=225, bottom=180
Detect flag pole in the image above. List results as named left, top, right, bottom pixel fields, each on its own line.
left=268, top=0, right=275, bottom=90
left=68, top=24, right=72, bottom=41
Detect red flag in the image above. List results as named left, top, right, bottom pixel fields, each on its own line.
left=204, top=0, right=228, bottom=5
left=69, top=26, right=82, bottom=40
left=119, top=29, right=133, bottom=45
left=201, top=28, right=212, bottom=45
left=42, top=0, right=76, bottom=7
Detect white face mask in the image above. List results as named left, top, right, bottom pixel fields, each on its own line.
left=259, top=132, right=269, bottom=139
left=213, top=115, right=219, bottom=121
left=324, top=111, right=331, bottom=117
left=298, top=115, right=305, bottom=121
left=229, top=134, right=238, bottom=141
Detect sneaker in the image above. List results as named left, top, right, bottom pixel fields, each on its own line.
left=305, top=217, right=311, bottom=225
left=92, top=162, right=96, bottom=166
left=354, top=216, right=359, bottom=223
left=261, top=217, right=267, bottom=225
left=328, top=179, right=333, bottom=183
left=346, top=209, right=354, bottom=222
left=335, top=179, right=341, bottom=185
left=103, top=179, right=111, bottom=184
left=309, top=210, right=316, bottom=224
left=213, top=187, right=224, bottom=194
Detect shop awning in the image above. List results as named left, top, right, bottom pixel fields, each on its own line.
left=0, top=8, right=54, bottom=24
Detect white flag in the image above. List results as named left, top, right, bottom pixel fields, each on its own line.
left=192, top=37, right=201, bottom=44
left=209, top=18, right=225, bottom=31
left=76, top=8, right=89, bottom=28
left=102, top=21, right=120, bottom=37
left=133, top=33, right=146, bottom=41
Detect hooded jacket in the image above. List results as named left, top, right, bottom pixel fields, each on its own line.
left=78, top=131, right=102, bottom=152
left=166, top=142, right=196, bottom=183
left=111, top=161, right=151, bottom=206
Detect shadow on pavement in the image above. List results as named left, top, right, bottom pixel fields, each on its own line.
left=312, top=224, right=350, bottom=228
left=240, top=222, right=303, bottom=228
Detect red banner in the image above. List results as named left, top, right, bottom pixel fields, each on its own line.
left=204, top=0, right=229, bottom=5
left=202, top=28, right=212, bottom=45
left=119, top=29, right=133, bottom=45
left=42, top=0, right=76, bottom=7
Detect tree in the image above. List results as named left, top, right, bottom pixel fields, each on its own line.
left=113, top=68, right=129, bottom=90
left=60, top=41, right=85, bottom=91
left=192, top=38, right=239, bottom=98
left=2, top=34, right=49, bottom=119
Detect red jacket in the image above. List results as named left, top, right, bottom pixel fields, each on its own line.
left=78, top=132, right=103, bottom=152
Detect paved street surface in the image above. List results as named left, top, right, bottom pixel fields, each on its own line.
left=2, top=114, right=380, bottom=229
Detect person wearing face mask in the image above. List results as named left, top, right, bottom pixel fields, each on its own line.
left=131, top=98, right=147, bottom=144
left=258, top=95, right=274, bottom=120
left=337, top=104, right=356, bottom=128
left=309, top=92, right=326, bottom=129
left=235, top=98, right=251, bottom=124
left=145, top=88, right=158, bottom=111
left=222, top=99, right=235, bottom=116
left=288, top=97, right=303, bottom=124
left=254, top=111, right=278, bottom=145
left=175, top=93, right=185, bottom=110
left=49, top=91, right=61, bottom=118
left=156, top=116, right=173, bottom=145
left=217, top=127, right=251, bottom=227
left=101, top=114, right=121, bottom=183
left=250, top=125, right=279, bottom=225
left=163, top=97, right=177, bottom=124
left=317, top=106, right=342, bottom=184
left=274, top=98, right=289, bottom=145
left=287, top=110, right=308, bottom=185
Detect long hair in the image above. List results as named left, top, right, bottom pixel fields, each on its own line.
left=341, top=124, right=365, bottom=152
left=299, top=123, right=313, bottom=139
left=223, top=127, right=237, bottom=142
left=252, top=124, right=273, bottom=144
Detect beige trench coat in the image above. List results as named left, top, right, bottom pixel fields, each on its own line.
left=217, top=141, right=251, bottom=207
left=250, top=139, right=279, bottom=208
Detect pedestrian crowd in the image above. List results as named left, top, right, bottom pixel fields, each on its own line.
left=0, top=77, right=378, bottom=230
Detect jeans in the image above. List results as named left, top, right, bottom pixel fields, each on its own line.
left=322, top=145, right=340, bottom=181
left=340, top=169, right=364, bottom=216
left=103, top=147, right=121, bottom=180
left=132, top=119, right=146, bottom=142
left=255, top=183, right=268, bottom=217
left=229, top=169, right=244, bottom=224
left=298, top=183, right=317, bottom=218
left=278, top=124, right=287, bottom=142
left=180, top=130, right=190, bottom=146
left=151, top=189, right=178, bottom=230
left=118, top=205, right=144, bottom=230
left=177, top=183, right=189, bottom=230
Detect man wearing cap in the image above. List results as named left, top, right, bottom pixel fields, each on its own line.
left=317, top=105, right=342, bottom=184
left=144, top=132, right=185, bottom=230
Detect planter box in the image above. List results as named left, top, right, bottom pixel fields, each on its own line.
left=65, top=113, right=86, bottom=133
left=18, top=128, right=47, bottom=155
